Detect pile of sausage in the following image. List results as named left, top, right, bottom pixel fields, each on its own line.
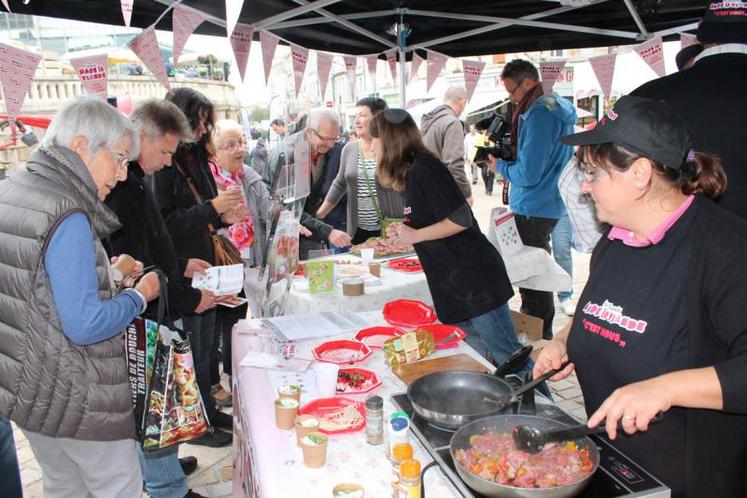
left=352, top=223, right=413, bottom=257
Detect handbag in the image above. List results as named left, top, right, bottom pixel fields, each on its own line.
left=360, top=152, right=403, bottom=239
left=174, top=160, right=244, bottom=266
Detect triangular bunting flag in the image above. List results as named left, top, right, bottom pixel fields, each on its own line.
left=127, top=26, right=171, bottom=91
left=225, top=0, right=243, bottom=39
left=426, top=50, right=448, bottom=92
left=680, top=33, right=699, bottom=49
left=290, top=44, right=309, bottom=98
left=0, top=43, right=42, bottom=127
left=366, top=55, right=378, bottom=81
left=121, top=0, right=133, bottom=28
left=344, top=55, right=357, bottom=100
left=462, top=59, right=486, bottom=102
left=384, top=49, right=397, bottom=84
left=409, top=52, right=424, bottom=84
left=635, top=36, right=665, bottom=77
left=589, top=54, right=616, bottom=99
left=540, top=60, right=566, bottom=95
left=2, top=0, right=11, bottom=13
left=70, top=53, right=109, bottom=101
left=230, top=23, right=253, bottom=82
left=317, top=51, right=333, bottom=100
left=172, top=4, right=207, bottom=65
left=260, top=31, right=280, bottom=85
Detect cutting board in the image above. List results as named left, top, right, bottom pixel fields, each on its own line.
left=393, top=353, right=490, bottom=385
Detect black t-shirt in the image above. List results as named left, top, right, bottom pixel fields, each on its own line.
left=567, top=201, right=698, bottom=497
left=403, top=154, right=513, bottom=324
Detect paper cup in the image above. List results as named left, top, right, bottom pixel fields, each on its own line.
left=278, top=385, right=302, bottom=402
left=111, top=254, right=136, bottom=282
left=332, top=483, right=364, bottom=498
left=368, top=262, right=381, bottom=277
left=314, top=362, right=340, bottom=398
left=300, top=432, right=328, bottom=468
left=360, top=248, right=375, bottom=264
left=294, top=415, right=320, bottom=446
left=274, top=397, right=299, bottom=429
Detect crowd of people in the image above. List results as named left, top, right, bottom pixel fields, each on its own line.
left=0, top=2, right=745, bottom=497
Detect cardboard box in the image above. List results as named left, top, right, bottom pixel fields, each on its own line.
left=510, top=310, right=544, bottom=343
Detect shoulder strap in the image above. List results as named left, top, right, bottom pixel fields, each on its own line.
left=173, top=159, right=218, bottom=235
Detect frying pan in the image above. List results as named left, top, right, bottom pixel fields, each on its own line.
left=407, top=361, right=567, bottom=430
left=450, top=414, right=599, bottom=498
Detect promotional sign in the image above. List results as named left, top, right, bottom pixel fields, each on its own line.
left=462, top=59, right=486, bottom=102
left=230, top=23, right=253, bottom=81
left=128, top=26, right=171, bottom=91
left=291, top=44, right=309, bottom=98
left=0, top=43, right=42, bottom=126
left=409, top=51, right=424, bottom=84
left=426, top=50, right=448, bottom=92
left=589, top=53, right=616, bottom=99
left=384, top=49, right=397, bottom=84
left=344, top=55, right=357, bottom=100
left=260, top=30, right=280, bottom=85
left=70, top=54, right=109, bottom=100
left=539, top=60, right=566, bottom=95
left=635, top=36, right=665, bottom=77
left=172, top=4, right=207, bottom=65
left=316, top=51, right=332, bottom=99
left=121, top=0, right=133, bottom=28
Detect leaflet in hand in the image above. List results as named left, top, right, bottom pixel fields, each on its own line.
left=191, top=264, right=244, bottom=296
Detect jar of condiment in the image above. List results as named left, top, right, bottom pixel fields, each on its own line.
left=365, top=395, right=383, bottom=445
left=391, top=443, right=413, bottom=498
left=398, top=459, right=421, bottom=498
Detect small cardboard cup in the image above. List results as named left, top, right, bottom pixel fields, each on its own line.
left=368, top=262, right=381, bottom=277
left=294, top=415, right=320, bottom=446
left=274, top=398, right=299, bottom=429
left=300, top=432, right=328, bottom=468
left=332, top=483, right=364, bottom=497
left=277, top=385, right=302, bottom=402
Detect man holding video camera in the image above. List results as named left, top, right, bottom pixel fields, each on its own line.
left=487, top=59, right=576, bottom=339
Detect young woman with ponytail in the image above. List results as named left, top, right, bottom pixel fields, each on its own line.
left=533, top=96, right=747, bottom=498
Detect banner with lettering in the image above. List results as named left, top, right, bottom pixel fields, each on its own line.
left=462, top=59, right=485, bottom=102
left=635, top=36, right=665, bottom=77
left=344, top=55, right=357, bottom=100
left=121, top=0, right=133, bottom=28
left=225, top=0, right=243, bottom=39
left=260, top=31, right=280, bottom=85
left=589, top=53, right=616, bottom=99
left=0, top=42, right=42, bottom=126
left=384, top=49, right=397, bottom=84
left=70, top=54, right=109, bottom=100
left=409, top=51, right=424, bottom=84
left=317, top=51, right=332, bottom=99
left=680, top=33, right=699, bottom=49
left=127, top=26, right=171, bottom=91
left=426, top=50, right=448, bottom=92
left=539, top=61, right=566, bottom=95
left=291, top=44, right=309, bottom=98
left=172, top=4, right=207, bottom=65
left=230, top=23, right=253, bottom=81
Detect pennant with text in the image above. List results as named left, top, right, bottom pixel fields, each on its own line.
left=462, top=59, right=485, bottom=102
left=384, top=49, right=397, bottom=84
left=344, top=55, right=357, bottom=100
left=225, top=0, right=243, bottom=39
left=317, top=51, right=333, bottom=100
left=409, top=51, right=424, bottom=84
left=70, top=53, right=109, bottom=100
left=540, top=60, right=566, bottom=95
left=2, top=0, right=11, bottom=13
left=127, top=26, right=171, bottom=91
left=121, top=0, right=133, bottom=28
left=291, top=44, right=309, bottom=98
left=680, top=33, right=699, bottom=49
left=426, top=50, right=448, bottom=92
left=0, top=43, right=42, bottom=126
left=230, top=23, right=253, bottom=81
left=260, top=31, right=280, bottom=85
left=366, top=55, right=378, bottom=81
left=589, top=53, right=616, bottom=99
left=172, top=4, right=206, bottom=65
left=635, top=36, right=665, bottom=77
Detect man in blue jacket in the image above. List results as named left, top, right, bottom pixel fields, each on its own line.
left=488, top=59, right=576, bottom=339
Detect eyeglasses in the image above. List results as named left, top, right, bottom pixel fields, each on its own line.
left=579, top=160, right=606, bottom=183
left=311, top=128, right=340, bottom=143
left=220, top=138, right=247, bottom=151
left=108, top=150, right=130, bottom=170
left=506, top=77, right=526, bottom=96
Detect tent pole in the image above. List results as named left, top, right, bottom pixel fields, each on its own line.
left=398, top=19, right=407, bottom=108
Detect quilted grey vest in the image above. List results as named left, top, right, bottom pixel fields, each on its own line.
left=0, top=145, right=136, bottom=441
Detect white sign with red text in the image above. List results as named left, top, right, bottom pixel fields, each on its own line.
left=172, top=4, right=207, bottom=65
left=317, top=51, right=333, bottom=99
left=230, top=23, right=253, bottom=81
left=635, top=36, right=665, bottom=77
left=426, top=50, right=448, bottom=92
left=0, top=43, right=41, bottom=125
left=291, top=44, right=309, bottom=98
left=70, top=54, right=109, bottom=100
left=260, top=31, right=279, bottom=85
left=127, top=26, right=171, bottom=91
left=462, top=59, right=485, bottom=102
left=540, top=60, right=566, bottom=95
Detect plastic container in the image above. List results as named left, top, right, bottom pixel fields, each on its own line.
left=391, top=443, right=413, bottom=498
left=398, top=459, right=422, bottom=498
left=387, top=414, right=410, bottom=459
left=383, top=330, right=435, bottom=369
left=365, top=395, right=383, bottom=445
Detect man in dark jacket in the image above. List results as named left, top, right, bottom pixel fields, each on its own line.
left=106, top=99, right=211, bottom=498
left=632, top=2, right=747, bottom=220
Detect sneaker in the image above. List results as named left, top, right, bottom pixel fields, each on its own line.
left=211, top=410, right=233, bottom=430
left=178, top=456, right=198, bottom=476
left=188, top=429, right=232, bottom=447
left=560, top=299, right=575, bottom=316
left=211, top=384, right=233, bottom=408
left=184, top=490, right=208, bottom=498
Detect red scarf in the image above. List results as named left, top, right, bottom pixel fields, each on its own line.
left=511, top=83, right=544, bottom=155
left=209, top=161, right=255, bottom=251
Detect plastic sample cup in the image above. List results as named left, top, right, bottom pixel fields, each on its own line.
left=314, top=362, right=340, bottom=398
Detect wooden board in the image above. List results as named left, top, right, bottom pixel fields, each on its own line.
left=393, top=353, right=490, bottom=386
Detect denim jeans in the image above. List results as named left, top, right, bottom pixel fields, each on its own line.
left=455, top=303, right=532, bottom=378
left=0, top=416, right=22, bottom=498
left=183, top=310, right=218, bottom=419
left=551, top=212, right=574, bottom=302
left=139, top=446, right=188, bottom=498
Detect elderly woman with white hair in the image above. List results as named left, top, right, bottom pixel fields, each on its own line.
left=0, top=97, right=160, bottom=496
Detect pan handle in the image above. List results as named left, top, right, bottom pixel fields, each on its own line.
left=511, top=360, right=570, bottom=400
left=493, top=345, right=533, bottom=377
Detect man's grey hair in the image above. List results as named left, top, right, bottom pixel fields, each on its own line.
left=130, top=99, right=192, bottom=142
left=306, top=107, right=341, bottom=131
left=42, top=96, right=140, bottom=160
left=444, top=86, right=467, bottom=104
left=213, top=119, right=244, bottom=148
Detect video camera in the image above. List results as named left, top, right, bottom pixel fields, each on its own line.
left=473, top=111, right=514, bottom=163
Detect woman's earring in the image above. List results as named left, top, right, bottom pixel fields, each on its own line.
left=636, top=182, right=645, bottom=190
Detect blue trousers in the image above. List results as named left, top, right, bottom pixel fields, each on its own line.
left=138, top=445, right=188, bottom=498
left=551, top=212, right=574, bottom=302
left=0, top=416, right=23, bottom=498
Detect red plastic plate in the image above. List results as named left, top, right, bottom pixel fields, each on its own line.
left=313, top=340, right=372, bottom=364
left=382, top=299, right=437, bottom=328
left=418, top=324, right=467, bottom=350
left=298, top=397, right=366, bottom=434
left=353, top=326, right=403, bottom=349
left=387, top=257, right=423, bottom=273
left=336, top=368, right=381, bottom=395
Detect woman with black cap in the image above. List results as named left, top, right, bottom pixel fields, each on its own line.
left=534, top=95, right=747, bottom=497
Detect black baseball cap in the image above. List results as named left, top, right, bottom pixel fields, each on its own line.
left=561, top=96, right=692, bottom=170
left=697, top=1, right=747, bottom=44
